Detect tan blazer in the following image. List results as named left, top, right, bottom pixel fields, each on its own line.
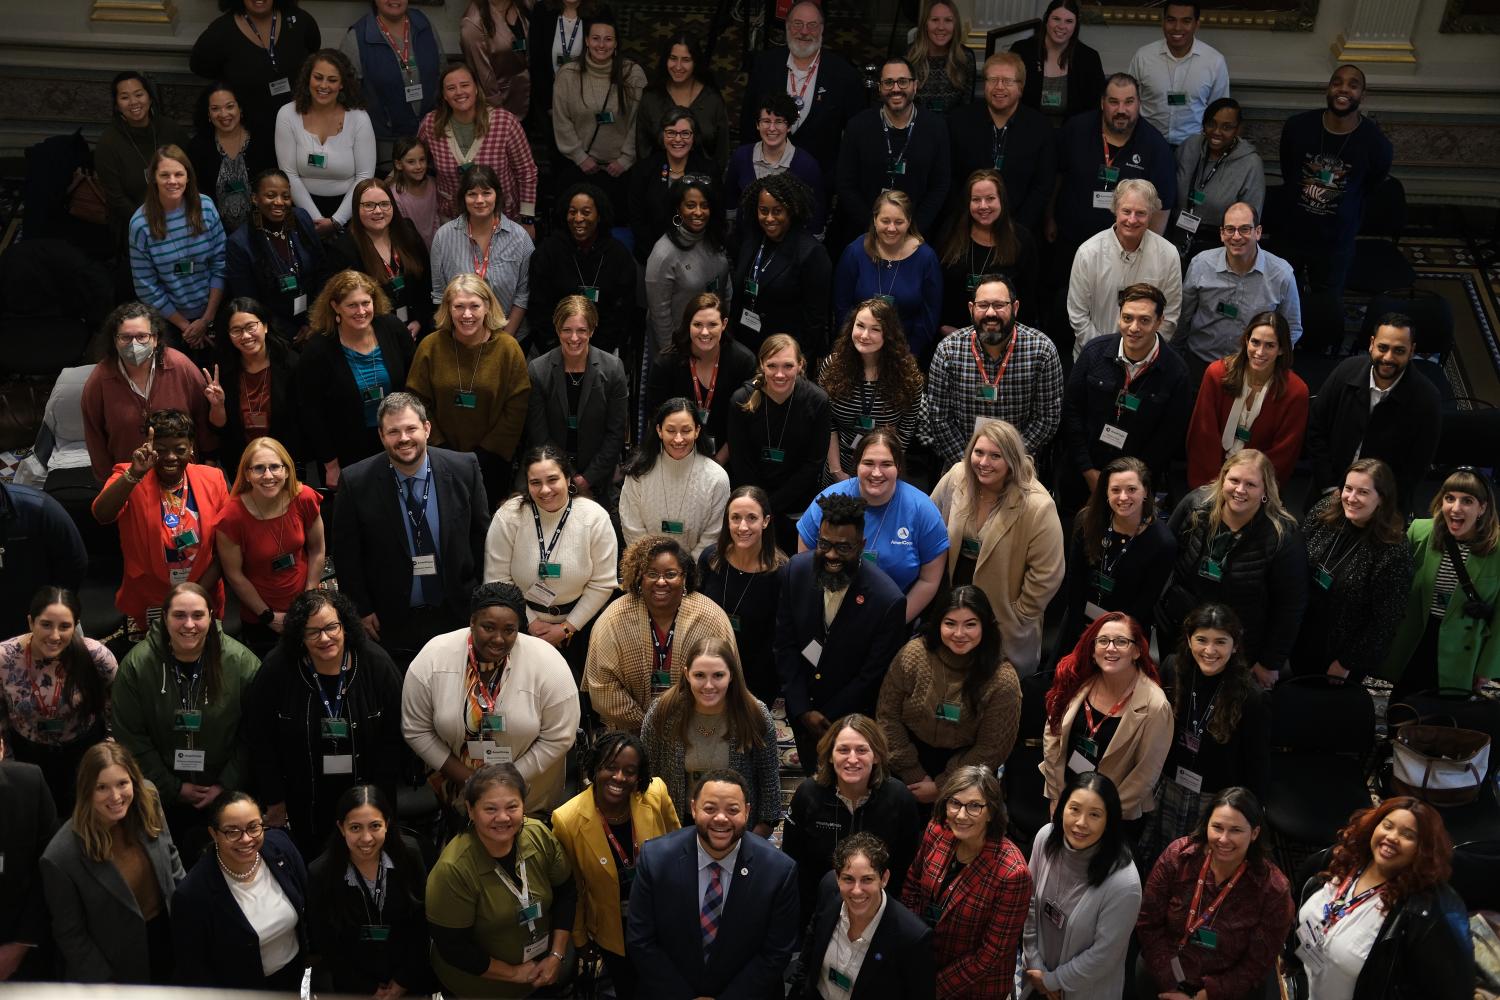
left=1040, top=676, right=1174, bottom=820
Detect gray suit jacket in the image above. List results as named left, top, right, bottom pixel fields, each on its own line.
left=39, top=814, right=184, bottom=983
left=525, top=345, right=629, bottom=495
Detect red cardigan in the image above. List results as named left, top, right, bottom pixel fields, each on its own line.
left=1186, top=360, right=1309, bottom=489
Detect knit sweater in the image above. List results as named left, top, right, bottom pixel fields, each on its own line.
left=644, top=231, right=734, bottom=353
left=641, top=697, right=781, bottom=828
left=482, top=496, right=618, bottom=631
left=619, top=452, right=731, bottom=559
left=1066, top=227, right=1182, bottom=358
left=552, top=56, right=647, bottom=168
left=405, top=330, right=530, bottom=459
left=127, top=196, right=226, bottom=321
left=416, top=106, right=537, bottom=221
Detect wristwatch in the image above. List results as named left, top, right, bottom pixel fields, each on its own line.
left=258, top=608, right=275, bottom=627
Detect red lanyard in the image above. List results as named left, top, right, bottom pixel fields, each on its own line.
left=788, top=52, right=821, bottom=105
left=1082, top=682, right=1135, bottom=740
left=1115, top=340, right=1161, bottom=421
left=1101, top=130, right=1117, bottom=169
left=376, top=15, right=412, bottom=69
left=383, top=246, right=403, bottom=280
left=469, top=224, right=493, bottom=277
left=1179, top=852, right=1246, bottom=949
left=467, top=635, right=507, bottom=719
left=26, top=643, right=67, bottom=718
left=602, top=819, right=636, bottom=869
left=969, top=332, right=1016, bottom=391
left=689, top=355, right=719, bottom=416
left=1321, top=871, right=1384, bottom=933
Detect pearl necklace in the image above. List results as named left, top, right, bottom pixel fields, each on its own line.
left=217, top=848, right=262, bottom=883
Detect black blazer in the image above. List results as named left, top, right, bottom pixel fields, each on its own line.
left=187, top=128, right=277, bottom=223
left=525, top=345, right=630, bottom=495
left=224, top=209, right=327, bottom=341
left=323, top=224, right=435, bottom=336
left=729, top=226, right=833, bottom=357
left=294, top=314, right=417, bottom=470
left=0, top=760, right=59, bottom=948
left=172, top=827, right=308, bottom=988
left=739, top=46, right=867, bottom=185
left=945, top=101, right=1057, bottom=233
left=1008, top=34, right=1106, bottom=120
left=306, top=837, right=433, bottom=995
left=215, top=334, right=301, bottom=469
left=799, top=870, right=935, bottom=1000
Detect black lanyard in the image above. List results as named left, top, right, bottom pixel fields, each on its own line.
left=354, top=861, right=388, bottom=924
left=173, top=660, right=203, bottom=712
left=650, top=617, right=677, bottom=674
left=530, top=499, right=573, bottom=577
left=394, top=469, right=432, bottom=549
left=306, top=658, right=347, bottom=720
left=881, top=109, right=915, bottom=175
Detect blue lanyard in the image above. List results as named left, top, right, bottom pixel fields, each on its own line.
left=752, top=240, right=771, bottom=282
left=240, top=11, right=280, bottom=69
left=557, top=14, right=580, bottom=59
left=393, top=468, right=432, bottom=548
left=881, top=108, right=916, bottom=171
left=307, top=657, right=348, bottom=720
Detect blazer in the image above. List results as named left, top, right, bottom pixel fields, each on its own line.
left=1040, top=677, right=1174, bottom=820
left=799, top=870, right=935, bottom=1000
left=525, top=345, right=630, bottom=496
left=214, top=335, right=302, bottom=469
left=945, top=101, right=1057, bottom=232
left=0, top=760, right=59, bottom=948
left=739, top=46, right=867, bottom=183
left=1186, top=361, right=1310, bottom=489
left=626, top=826, right=800, bottom=999
left=729, top=225, right=833, bottom=357
left=294, top=314, right=417, bottom=469
left=1008, top=34, right=1106, bottom=120
left=172, top=827, right=309, bottom=988
left=224, top=208, right=326, bottom=340
left=306, top=836, right=433, bottom=995
left=39, top=813, right=185, bottom=983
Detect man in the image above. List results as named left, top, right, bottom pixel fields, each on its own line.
left=627, top=769, right=800, bottom=999
left=333, top=391, right=488, bottom=664
left=1066, top=180, right=1182, bottom=359
left=1126, top=3, right=1230, bottom=148
left=775, top=494, right=907, bottom=776
left=946, top=51, right=1056, bottom=232
left=0, top=480, right=87, bottom=637
left=1278, top=64, right=1393, bottom=295
left=1060, top=282, right=1191, bottom=511
left=1179, top=201, right=1302, bottom=385
left=926, top=273, right=1063, bottom=469
left=836, top=56, right=950, bottom=239
left=0, top=756, right=58, bottom=981
left=1305, top=315, right=1441, bottom=514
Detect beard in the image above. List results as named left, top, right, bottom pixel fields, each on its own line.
left=788, top=37, right=820, bottom=60
left=977, top=316, right=1015, bottom=345
left=815, top=559, right=853, bottom=593
left=1326, top=94, right=1361, bottom=117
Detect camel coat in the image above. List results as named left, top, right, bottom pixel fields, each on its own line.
left=1040, top=677, right=1174, bottom=820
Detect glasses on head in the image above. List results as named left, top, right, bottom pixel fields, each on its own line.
left=249, top=462, right=286, bottom=476
left=662, top=128, right=694, bottom=140
left=1095, top=635, right=1135, bottom=649
left=360, top=200, right=393, bottom=213
left=974, top=300, right=1013, bottom=312
left=227, top=320, right=262, bottom=337
left=880, top=77, right=914, bottom=89
left=303, top=621, right=343, bottom=641
left=218, top=822, right=265, bottom=841
left=946, top=799, right=988, bottom=817
left=115, top=333, right=154, bottom=345
left=644, top=570, right=683, bottom=583
left=815, top=538, right=858, bottom=556
left=1220, top=224, right=1257, bottom=237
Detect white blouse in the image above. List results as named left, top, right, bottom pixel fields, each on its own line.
left=273, top=104, right=376, bottom=224
left=225, top=861, right=300, bottom=977
left=1295, top=880, right=1387, bottom=1000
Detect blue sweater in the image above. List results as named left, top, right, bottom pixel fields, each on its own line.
left=833, top=237, right=943, bottom=361
left=128, top=195, right=226, bottom=320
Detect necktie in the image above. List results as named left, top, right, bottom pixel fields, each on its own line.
left=700, top=861, right=723, bottom=951
left=404, top=477, right=435, bottom=556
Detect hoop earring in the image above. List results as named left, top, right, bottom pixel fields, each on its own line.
left=672, top=214, right=684, bottom=228
left=568, top=481, right=579, bottom=496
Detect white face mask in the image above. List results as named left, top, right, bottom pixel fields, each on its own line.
left=120, top=339, right=154, bottom=366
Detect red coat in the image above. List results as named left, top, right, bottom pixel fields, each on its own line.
left=1186, top=360, right=1309, bottom=489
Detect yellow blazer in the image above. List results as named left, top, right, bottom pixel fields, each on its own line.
left=549, top=776, right=682, bottom=955
left=1039, top=675, right=1174, bottom=820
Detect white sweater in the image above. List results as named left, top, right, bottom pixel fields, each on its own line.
left=273, top=103, right=376, bottom=224
left=619, top=451, right=730, bottom=559
left=482, top=496, right=619, bottom=630
left=1066, top=226, right=1182, bottom=359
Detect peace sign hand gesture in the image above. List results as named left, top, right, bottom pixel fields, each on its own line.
left=130, top=427, right=158, bottom=479
left=202, top=365, right=225, bottom=408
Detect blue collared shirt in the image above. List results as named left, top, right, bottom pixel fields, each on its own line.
left=1180, top=246, right=1302, bottom=362
left=696, top=836, right=743, bottom=914
left=393, top=454, right=443, bottom=605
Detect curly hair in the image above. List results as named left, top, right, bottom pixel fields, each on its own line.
left=1170, top=603, right=1256, bottom=745
left=105, top=302, right=169, bottom=366
left=585, top=730, right=654, bottom=793
left=147, top=407, right=196, bottom=442
left=619, top=534, right=698, bottom=596
left=816, top=492, right=868, bottom=533
left=276, top=588, right=367, bottom=665
left=309, top=269, right=393, bottom=335
left=292, top=48, right=363, bottom=113
left=833, top=830, right=892, bottom=875
left=1322, top=797, right=1454, bottom=909
left=738, top=171, right=815, bottom=233
left=818, top=298, right=924, bottom=411
left=1045, top=612, right=1160, bottom=735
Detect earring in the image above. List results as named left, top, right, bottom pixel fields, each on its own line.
left=1261, top=495, right=1268, bottom=504
left=671, top=214, right=684, bottom=228
left=567, top=481, right=579, bottom=496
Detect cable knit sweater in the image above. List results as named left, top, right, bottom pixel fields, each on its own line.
left=551, top=55, right=647, bottom=169
left=619, top=451, right=731, bottom=559
left=482, top=495, right=619, bottom=631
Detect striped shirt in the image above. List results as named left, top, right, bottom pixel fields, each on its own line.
left=819, top=361, right=925, bottom=482
left=1431, top=542, right=1471, bottom=620
left=127, top=195, right=226, bottom=320
left=924, top=322, right=1064, bottom=467
left=429, top=215, right=533, bottom=315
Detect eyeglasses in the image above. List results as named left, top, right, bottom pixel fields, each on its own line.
left=880, top=77, right=914, bottom=89
left=662, top=128, right=694, bottom=140
left=946, top=799, right=988, bottom=817
left=360, top=201, right=393, bottom=213
left=815, top=538, right=858, bottom=555
left=974, top=300, right=1013, bottom=312
left=1095, top=635, right=1136, bottom=649
left=1220, top=224, right=1257, bottom=236
left=985, top=76, right=1021, bottom=88
left=249, top=462, right=286, bottom=476
left=303, top=621, right=343, bottom=641
left=115, top=333, right=154, bottom=344
left=217, top=822, right=265, bottom=841
left=227, top=320, right=262, bottom=337
left=757, top=116, right=789, bottom=128
left=643, top=570, right=683, bottom=583
left=788, top=18, right=821, bottom=31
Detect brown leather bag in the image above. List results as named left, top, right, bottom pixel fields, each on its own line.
left=66, top=168, right=107, bottom=227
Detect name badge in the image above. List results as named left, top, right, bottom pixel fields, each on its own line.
left=321, top=718, right=349, bottom=738
left=660, top=519, right=684, bottom=534
left=174, top=748, right=206, bottom=772
left=323, top=753, right=355, bottom=775
left=269, top=77, right=292, bottom=96
left=1181, top=730, right=1201, bottom=753
left=579, top=285, right=599, bottom=302
left=279, top=274, right=299, bottom=292
left=482, top=714, right=506, bottom=733
left=39, top=717, right=67, bottom=735
left=1318, top=168, right=1335, bottom=184
left=1067, top=749, right=1096, bottom=774
left=486, top=743, right=513, bottom=765
left=1296, top=920, right=1328, bottom=976
left=360, top=384, right=385, bottom=403
left=396, top=306, right=409, bottom=322
left=169, top=567, right=191, bottom=585
left=454, top=390, right=478, bottom=409
left=802, top=639, right=823, bottom=666
left=404, top=83, right=424, bottom=103
left=992, top=154, right=1005, bottom=170
left=1311, top=564, right=1335, bottom=592
left=1175, top=765, right=1203, bottom=792
left=1215, top=301, right=1239, bottom=319
left=741, top=309, right=763, bottom=332
left=856, top=414, right=875, bottom=430
left=936, top=702, right=961, bottom=723
left=361, top=924, right=392, bottom=942
left=512, top=37, right=527, bottom=53
left=174, top=260, right=197, bottom=275
left=760, top=446, right=785, bottom=463
left=743, top=278, right=760, bottom=297
left=697, top=408, right=710, bottom=425
left=389, top=274, right=406, bottom=292
left=1190, top=188, right=1207, bottom=206
left=1077, top=736, right=1098, bottom=758
left=175, top=709, right=203, bottom=732
left=525, top=580, right=558, bottom=608
left=1092, top=190, right=1114, bottom=210
left=1092, top=569, right=1116, bottom=594
left=293, top=293, right=308, bottom=315
left=271, top=551, right=296, bottom=571
left=537, top=562, right=563, bottom=580
left=1198, top=557, right=1224, bottom=581
left=1041, top=90, right=1062, bottom=108
left=862, top=551, right=878, bottom=564
left=1084, top=600, right=1107, bottom=621
left=1116, top=391, right=1142, bottom=412
left=977, top=385, right=997, bottom=401
left=307, top=153, right=327, bottom=168
left=1193, top=927, right=1219, bottom=950
left=412, top=554, right=438, bottom=576
left=1168, top=92, right=1188, bottom=106
left=960, top=537, right=981, bottom=558
left=1176, top=211, right=1201, bottom=234
left=1097, top=165, right=1120, bottom=183
left=595, top=111, right=615, bottom=125
left=888, top=160, right=907, bottom=176
left=566, top=416, right=579, bottom=429
left=1042, top=899, right=1067, bottom=930
left=651, top=670, right=671, bottom=690
left=1234, top=425, right=1252, bottom=443
left=517, top=901, right=544, bottom=925
left=728, top=614, right=741, bottom=632
left=522, top=933, right=548, bottom=960
left=827, top=967, right=854, bottom=991
left=1099, top=424, right=1128, bottom=448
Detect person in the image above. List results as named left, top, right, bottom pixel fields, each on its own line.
left=428, top=163, right=532, bottom=341
left=39, top=742, right=184, bottom=984
left=931, top=420, right=1064, bottom=674
left=274, top=48, right=374, bottom=234
left=0, top=755, right=58, bottom=982
left=189, top=81, right=275, bottom=235
left=1171, top=100, right=1265, bottom=258
left=406, top=272, right=530, bottom=501
left=91, top=409, right=231, bottom=637
left=1019, top=772, right=1142, bottom=1000
left=1186, top=312, right=1308, bottom=490
left=189, top=0, right=322, bottom=154
left=628, top=109, right=718, bottom=263
left=332, top=392, right=489, bottom=664
left=909, top=0, right=973, bottom=114
left=323, top=176, right=433, bottom=338
left=225, top=169, right=324, bottom=342
left=729, top=172, right=832, bottom=356
left=294, top=269, right=417, bottom=482
left=459, top=0, right=533, bottom=119
left=416, top=63, right=538, bottom=228
left=339, top=0, right=443, bottom=170
left=1136, top=787, right=1293, bottom=1000
left=1293, top=460, right=1414, bottom=681
left=1278, top=64, right=1393, bottom=295
left=800, top=831, right=936, bottom=1000
left=1291, top=797, right=1473, bottom=1000
left=645, top=178, right=735, bottom=363
left=778, top=493, right=908, bottom=773
left=1381, top=467, right=1500, bottom=701
left=527, top=183, right=636, bottom=355
left=722, top=92, right=826, bottom=235
left=1066, top=179, right=1182, bottom=357
left=1127, top=3, right=1230, bottom=149
left=0, top=589, right=115, bottom=814
left=388, top=136, right=441, bottom=249
left=526, top=0, right=585, bottom=145
left=878, top=587, right=1021, bottom=804
left=1179, top=202, right=1302, bottom=382
left=97, top=72, right=194, bottom=243
left=626, top=768, right=801, bottom=997
left=306, top=784, right=434, bottom=997
left=936, top=169, right=1039, bottom=332
left=621, top=398, right=732, bottom=558
left=172, top=790, right=308, bottom=989
left=925, top=274, right=1062, bottom=470
left=697, top=486, right=786, bottom=702
left=0, top=484, right=88, bottom=640
left=1305, top=315, right=1442, bottom=515
left=832, top=191, right=943, bottom=362
left=583, top=534, right=736, bottom=735
left=945, top=54, right=1056, bottom=235
left=426, top=763, right=575, bottom=996
left=550, top=731, right=681, bottom=999
left=1008, top=0, right=1104, bottom=122
left=244, top=589, right=405, bottom=858
left=646, top=293, right=754, bottom=462
left=819, top=300, right=925, bottom=484
left=798, top=431, right=949, bottom=622
left=635, top=33, right=730, bottom=174
left=550, top=9, right=647, bottom=219
left=835, top=56, right=950, bottom=240
left=128, top=145, right=228, bottom=360
left=110, top=583, right=259, bottom=859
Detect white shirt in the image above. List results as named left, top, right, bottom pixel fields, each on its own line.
left=818, top=890, right=889, bottom=998
left=1295, top=880, right=1387, bottom=1000
left=785, top=50, right=823, bottom=134
left=1368, top=365, right=1407, bottom=413
left=1127, top=38, right=1230, bottom=146
left=1066, top=226, right=1183, bottom=358
left=273, top=104, right=376, bottom=225
left=225, top=861, right=300, bottom=977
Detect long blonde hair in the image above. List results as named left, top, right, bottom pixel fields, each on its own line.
left=1198, top=449, right=1296, bottom=545
left=738, top=334, right=804, bottom=414
left=71, top=743, right=165, bottom=863
left=908, top=0, right=973, bottom=96
left=957, top=418, right=1035, bottom=505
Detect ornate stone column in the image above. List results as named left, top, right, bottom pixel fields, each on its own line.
left=1330, top=0, right=1421, bottom=64
left=91, top=0, right=177, bottom=25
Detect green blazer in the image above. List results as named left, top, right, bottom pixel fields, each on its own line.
left=1380, top=518, right=1500, bottom=689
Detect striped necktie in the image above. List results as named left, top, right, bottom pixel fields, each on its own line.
left=701, top=861, right=723, bottom=951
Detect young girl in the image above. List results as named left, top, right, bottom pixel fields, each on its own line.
left=387, top=137, right=441, bottom=250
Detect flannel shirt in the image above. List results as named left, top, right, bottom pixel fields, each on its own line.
left=417, top=106, right=538, bottom=220
left=924, top=323, right=1063, bottom=468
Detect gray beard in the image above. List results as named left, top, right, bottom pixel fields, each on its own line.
left=978, top=321, right=1013, bottom=345
left=788, top=38, right=820, bottom=61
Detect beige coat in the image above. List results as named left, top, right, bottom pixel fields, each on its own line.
left=1040, top=676, right=1174, bottom=820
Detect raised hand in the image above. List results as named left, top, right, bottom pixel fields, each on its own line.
left=202, top=364, right=225, bottom=408
left=130, top=427, right=159, bottom=479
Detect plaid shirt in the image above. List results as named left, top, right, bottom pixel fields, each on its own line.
left=900, top=820, right=1032, bottom=999
left=417, top=106, right=538, bottom=220
left=924, top=323, right=1063, bottom=468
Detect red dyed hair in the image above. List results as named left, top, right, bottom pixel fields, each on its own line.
left=1322, top=796, right=1453, bottom=909
left=1045, top=612, right=1160, bottom=735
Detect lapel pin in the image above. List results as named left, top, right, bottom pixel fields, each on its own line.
left=855, top=595, right=865, bottom=605
left=874, top=953, right=883, bottom=961
left=740, top=867, right=749, bottom=876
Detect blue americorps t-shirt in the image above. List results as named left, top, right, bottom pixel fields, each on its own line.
left=796, top=478, right=950, bottom=593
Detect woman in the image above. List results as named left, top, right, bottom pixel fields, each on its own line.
left=426, top=764, right=574, bottom=997
left=389, top=137, right=441, bottom=249
left=274, top=48, right=375, bottom=234
left=645, top=292, right=756, bottom=462
left=878, top=586, right=1021, bottom=805
left=1008, top=0, right=1104, bottom=121
left=1173, top=98, right=1266, bottom=257
left=91, top=409, right=230, bottom=637
left=189, top=0, right=322, bottom=149
left=581, top=534, right=735, bottom=734
left=636, top=33, right=729, bottom=173
left=217, top=437, right=323, bottom=653
left=697, top=486, right=786, bottom=702
left=1382, top=466, right=1500, bottom=700
left=523, top=296, right=631, bottom=501
left=641, top=637, right=780, bottom=837
left=0, top=588, right=117, bottom=812
left=406, top=273, right=530, bottom=502
left=428, top=163, right=532, bottom=340
left=1019, top=773, right=1141, bottom=1000
left=901, top=766, right=1032, bottom=1000
left=97, top=71, right=193, bottom=242
left=644, top=177, right=733, bottom=360
left=526, top=0, right=585, bottom=143
left=799, top=429, right=949, bottom=622
left=343, top=0, right=442, bottom=168
left=931, top=420, right=1064, bottom=670
left=294, top=269, right=415, bottom=485
left=818, top=299, right=925, bottom=484
left=247, top=589, right=404, bottom=859
left=1137, top=787, right=1293, bottom=1000
left=225, top=169, right=324, bottom=342
left=459, top=0, right=533, bottom=119
left=172, top=790, right=308, bottom=989
left=1294, top=459, right=1413, bottom=682
left=551, top=731, right=680, bottom=1000
left=1292, top=797, right=1472, bottom=1000
left=129, top=145, right=227, bottom=358
left=628, top=106, right=718, bottom=261
left=937, top=170, right=1038, bottom=332
left=214, top=299, right=302, bottom=471
left=190, top=81, right=274, bottom=234
left=909, top=0, right=975, bottom=114
left=1041, top=613, right=1172, bottom=831
left=324, top=176, right=433, bottom=338
left=526, top=182, right=637, bottom=355
left=730, top=172, right=832, bottom=356
left=484, top=445, right=618, bottom=678
left=551, top=9, right=647, bottom=219
left=416, top=63, right=538, bottom=225
left=722, top=91, right=826, bottom=235
left=403, top=583, right=580, bottom=816
left=1187, top=312, right=1309, bottom=489
left=833, top=191, right=943, bottom=363
left=307, top=784, right=434, bottom=997
left=1157, top=449, right=1309, bottom=690
left=622, top=398, right=732, bottom=557
left=41, top=743, right=184, bottom=984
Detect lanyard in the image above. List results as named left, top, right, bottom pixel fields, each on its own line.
left=375, top=15, right=412, bottom=70
left=1179, top=852, right=1246, bottom=949
left=1321, top=870, right=1384, bottom=932
left=393, top=468, right=432, bottom=548
left=602, top=819, right=636, bottom=869
left=172, top=659, right=204, bottom=713
left=858, top=380, right=876, bottom=420
left=650, top=618, right=677, bottom=677
left=383, top=245, right=403, bottom=281
left=763, top=388, right=793, bottom=451
left=493, top=856, right=537, bottom=932
left=991, top=122, right=1009, bottom=163
left=1101, top=130, right=1118, bottom=171
left=1318, top=527, right=1365, bottom=579
left=306, top=658, right=348, bottom=721
left=1099, top=528, right=1134, bottom=577
left=751, top=239, right=774, bottom=286
left=354, top=861, right=389, bottom=924
left=881, top=108, right=916, bottom=172
left=468, top=635, right=508, bottom=719
left=260, top=226, right=301, bottom=279
left=1193, top=145, right=1231, bottom=194
left=788, top=52, right=821, bottom=106
left=530, top=499, right=573, bottom=577
left=26, top=643, right=67, bottom=719
left=969, top=331, right=1017, bottom=391
left=1115, top=339, right=1161, bottom=421
left=240, top=11, right=280, bottom=69
left=689, top=355, right=720, bottom=416
left=468, top=223, right=494, bottom=277
left=557, top=14, right=580, bottom=60
left=1082, top=682, right=1134, bottom=740
left=1186, top=675, right=1220, bottom=743
left=572, top=249, right=605, bottom=291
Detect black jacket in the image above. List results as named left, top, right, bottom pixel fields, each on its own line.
left=1007, top=34, right=1106, bottom=121
left=729, top=225, right=833, bottom=356
left=835, top=107, right=951, bottom=239
left=225, top=210, right=327, bottom=342
left=1059, top=514, right=1177, bottom=658
left=294, top=315, right=416, bottom=469
left=307, top=838, right=433, bottom=994
left=0, top=760, right=59, bottom=949
left=728, top=376, right=833, bottom=520
left=214, top=334, right=302, bottom=470
left=1060, top=335, right=1192, bottom=488
left=0, top=482, right=87, bottom=637
left=647, top=338, right=759, bottom=456
left=525, top=345, right=630, bottom=496
left=739, top=46, right=867, bottom=185
left=945, top=101, right=1057, bottom=233
left=187, top=128, right=276, bottom=222
left=525, top=232, right=638, bottom=354
left=799, top=870, right=935, bottom=1000
left=323, top=224, right=435, bottom=337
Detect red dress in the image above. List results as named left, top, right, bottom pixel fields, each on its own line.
left=216, top=484, right=321, bottom=622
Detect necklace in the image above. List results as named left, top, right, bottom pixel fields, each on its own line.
left=217, top=848, right=262, bottom=883
left=692, top=712, right=724, bottom=738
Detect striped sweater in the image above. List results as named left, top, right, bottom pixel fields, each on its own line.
left=128, top=195, right=226, bottom=320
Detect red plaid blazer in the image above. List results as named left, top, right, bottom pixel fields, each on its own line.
left=417, top=106, right=538, bottom=221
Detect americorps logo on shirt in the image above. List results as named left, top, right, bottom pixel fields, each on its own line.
left=895, top=526, right=912, bottom=545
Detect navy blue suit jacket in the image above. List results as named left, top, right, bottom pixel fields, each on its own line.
left=626, top=827, right=799, bottom=999
left=799, top=870, right=935, bottom=1000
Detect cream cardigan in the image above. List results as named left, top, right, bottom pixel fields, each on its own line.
left=483, top=496, right=618, bottom=630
